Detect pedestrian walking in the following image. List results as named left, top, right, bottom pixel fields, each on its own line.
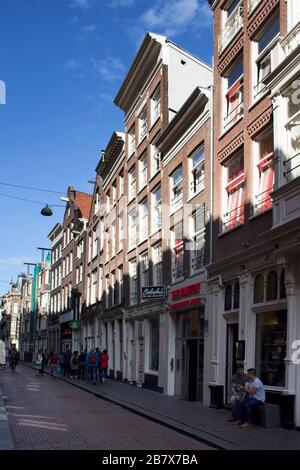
left=78, top=349, right=86, bottom=380
left=71, top=351, right=79, bottom=379
left=100, top=349, right=109, bottom=382
left=49, top=351, right=59, bottom=377
left=0, top=340, right=5, bottom=369
left=63, top=347, right=72, bottom=377
left=86, top=348, right=99, bottom=384
left=36, top=349, right=45, bottom=375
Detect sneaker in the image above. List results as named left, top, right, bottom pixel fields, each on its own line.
left=232, top=420, right=242, bottom=425
left=239, top=422, right=249, bottom=428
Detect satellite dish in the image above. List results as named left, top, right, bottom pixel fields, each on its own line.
left=41, top=205, right=53, bottom=217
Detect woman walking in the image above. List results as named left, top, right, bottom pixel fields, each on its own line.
left=49, top=351, right=59, bottom=377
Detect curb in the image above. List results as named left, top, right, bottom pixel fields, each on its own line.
left=0, top=380, right=14, bottom=450
left=21, top=362, right=231, bottom=450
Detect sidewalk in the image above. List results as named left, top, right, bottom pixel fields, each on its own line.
left=0, top=369, right=14, bottom=450
left=22, top=363, right=300, bottom=450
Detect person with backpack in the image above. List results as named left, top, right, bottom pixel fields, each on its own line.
left=71, top=351, right=79, bottom=378
left=86, top=348, right=99, bottom=384
left=100, top=349, right=109, bottom=382
left=78, top=349, right=86, bottom=380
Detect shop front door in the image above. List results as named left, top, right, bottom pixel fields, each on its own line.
left=226, top=323, right=239, bottom=403
left=187, top=339, right=198, bottom=401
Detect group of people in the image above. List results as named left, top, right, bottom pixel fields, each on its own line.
left=0, top=344, right=20, bottom=371
left=229, top=364, right=265, bottom=428
left=36, top=347, right=109, bottom=384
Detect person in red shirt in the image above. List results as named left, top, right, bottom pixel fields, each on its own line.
left=100, top=349, right=109, bottom=382
left=49, top=351, right=59, bottom=377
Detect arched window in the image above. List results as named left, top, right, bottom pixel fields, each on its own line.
left=280, top=270, right=286, bottom=299
left=254, top=274, right=264, bottom=303
left=225, top=285, right=232, bottom=311
left=233, top=281, right=240, bottom=309
left=266, top=271, right=278, bottom=301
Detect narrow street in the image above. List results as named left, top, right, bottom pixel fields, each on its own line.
left=0, top=365, right=212, bottom=450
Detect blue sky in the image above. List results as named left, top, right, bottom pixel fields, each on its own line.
left=0, top=0, right=213, bottom=295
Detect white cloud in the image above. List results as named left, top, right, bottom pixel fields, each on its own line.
left=69, top=0, right=93, bottom=10
left=107, top=0, right=135, bottom=7
left=65, top=58, right=84, bottom=70
left=140, top=0, right=211, bottom=38
left=91, top=57, right=125, bottom=81
left=81, top=24, right=97, bottom=33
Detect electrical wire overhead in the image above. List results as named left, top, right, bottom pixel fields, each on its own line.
left=0, top=181, right=64, bottom=194
left=0, top=191, right=64, bottom=207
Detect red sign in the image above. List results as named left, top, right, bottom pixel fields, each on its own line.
left=172, top=283, right=200, bottom=301
left=63, top=328, right=72, bottom=336
left=169, top=297, right=202, bottom=311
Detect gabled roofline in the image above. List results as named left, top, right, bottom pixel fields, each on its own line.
left=96, top=131, right=125, bottom=176
left=47, top=222, right=63, bottom=240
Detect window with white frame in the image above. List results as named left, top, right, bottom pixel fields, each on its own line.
left=253, top=14, right=280, bottom=100
left=152, top=185, right=162, bottom=233
left=92, top=224, right=98, bottom=259
left=153, top=244, right=162, bottom=285
left=112, top=182, right=117, bottom=206
left=284, top=86, right=300, bottom=181
left=128, top=209, right=137, bottom=250
left=95, top=191, right=101, bottom=215
left=111, top=220, right=116, bottom=257
left=139, top=107, right=147, bottom=142
left=141, top=252, right=150, bottom=291
left=170, top=166, right=183, bottom=211
left=219, top=0, right=243, bottom=54
left=97, top=266, right=102, bottom=301
left=106, top=191, right=110, bottom=213
left=80, top=264, right=83, bottom=282
left=253, top=126, right=274, bottom=214
left=222, top=152, right=245, bottom=231
left=118, top=266, right=123, bottom=304
left=129, top=260, right=137, bottom=305
left=151, top=86, right=161, bottom=125
left=190, top=146, right=205, bottom=196
left=172, top=222, right=184, bottom=281
left=118, top=211, right=124, bottom=251
left=128, top=166, right=136, bottom=201
left=139, top=199, right=148, bottom=242
left=88, top=233, right=92, bottom=262
left=191, top=207, right=206, bottom=273
left=99, top=220, right=104, bottom=252
left=128, top=125, right=136, bottom=157
left=223, top=57, right=244, bottom=130
left=76, top=266, right=79, bottom=285
left=112, top=271, right=117, bottom=305
left=105, top=228, right=110, bottom=262
left=150, top=139, right=161, bottom=177
left=105, top=276, right=109, bottom=308
left=91, top=269, right=98, bottom=305
left=119, top=173, right=124, bottom=198
left=139, top=153, right=148, bottom=190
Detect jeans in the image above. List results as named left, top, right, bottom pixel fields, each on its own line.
left=63, top=363, right=70, bottom=377
left=88, top=366, right=97, bottom=382
left=236, top=398, right=264, bottom=423
left=79, top=364, right=86, bottom=380
left=100, top=367, right=108, bottom=380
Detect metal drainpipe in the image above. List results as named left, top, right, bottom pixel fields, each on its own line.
left=209, top=82, right=214, bottom=265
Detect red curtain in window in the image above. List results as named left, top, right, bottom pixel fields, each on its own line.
left=227, top=81, right=242, bottom=125
left=226, top=171, right=245, bottom=229
left=258, top=152, right=274, bottom=211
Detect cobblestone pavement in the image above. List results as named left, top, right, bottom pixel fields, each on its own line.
left=0, top=366, right=212, bottom=450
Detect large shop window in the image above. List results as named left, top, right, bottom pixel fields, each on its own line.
left=223, top=153, right=245, bottom=230
left=224, top=57, right=244, bottom=130
left=255, top=310, right=287, bottom=387
left=284, top=86, right=300, bottom=181
left=254, top=127, right=274, bottom=213
left=149, top=318, right=159, bottom=372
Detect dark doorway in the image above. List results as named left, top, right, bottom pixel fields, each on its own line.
left=226, top=323, right=239, bottom=403
left=187, top=339, right=198, bottom=401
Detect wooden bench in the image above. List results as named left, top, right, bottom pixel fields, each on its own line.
left=251, top=403, right=280, bottom=428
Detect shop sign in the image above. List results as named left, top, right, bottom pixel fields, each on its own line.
left=62, top=328, right=72, bottom=336
left=142, top=286, right=165, bottom=300
left=69, top=320, right=81, bottom=330
left=171, top=283, right=200, bottom=301
left=169, top=297, right=202, bottom=311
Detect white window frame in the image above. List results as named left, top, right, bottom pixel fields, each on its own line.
left=152, top=185, right=162, bottom=233
left=128, top=125, right=136, bottom=157
left=139, top=107, right=147, bottom=143
left=190, top=146, right=205, bottom=197
left=128, top=209, right=137, bottom=251
left=191, top=209, right=206, bottom=274
left=153, top=244, right=163, bottom=286
left=151, top=86, right=161, bottom=125
left=170, top=167, right=183, bottom=212
left=129, top=260, right=137, bottom=305
left=111, top=221, right=116, bottom=257
left=139, top=199, right=148, bottom=243
left=150, top=141, right=161, bottom=178
left=172, top=223, right=184, bottom=282
left=128, top=166, right=136, bottom=201
left=139, top=153, right=148, bottom=190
